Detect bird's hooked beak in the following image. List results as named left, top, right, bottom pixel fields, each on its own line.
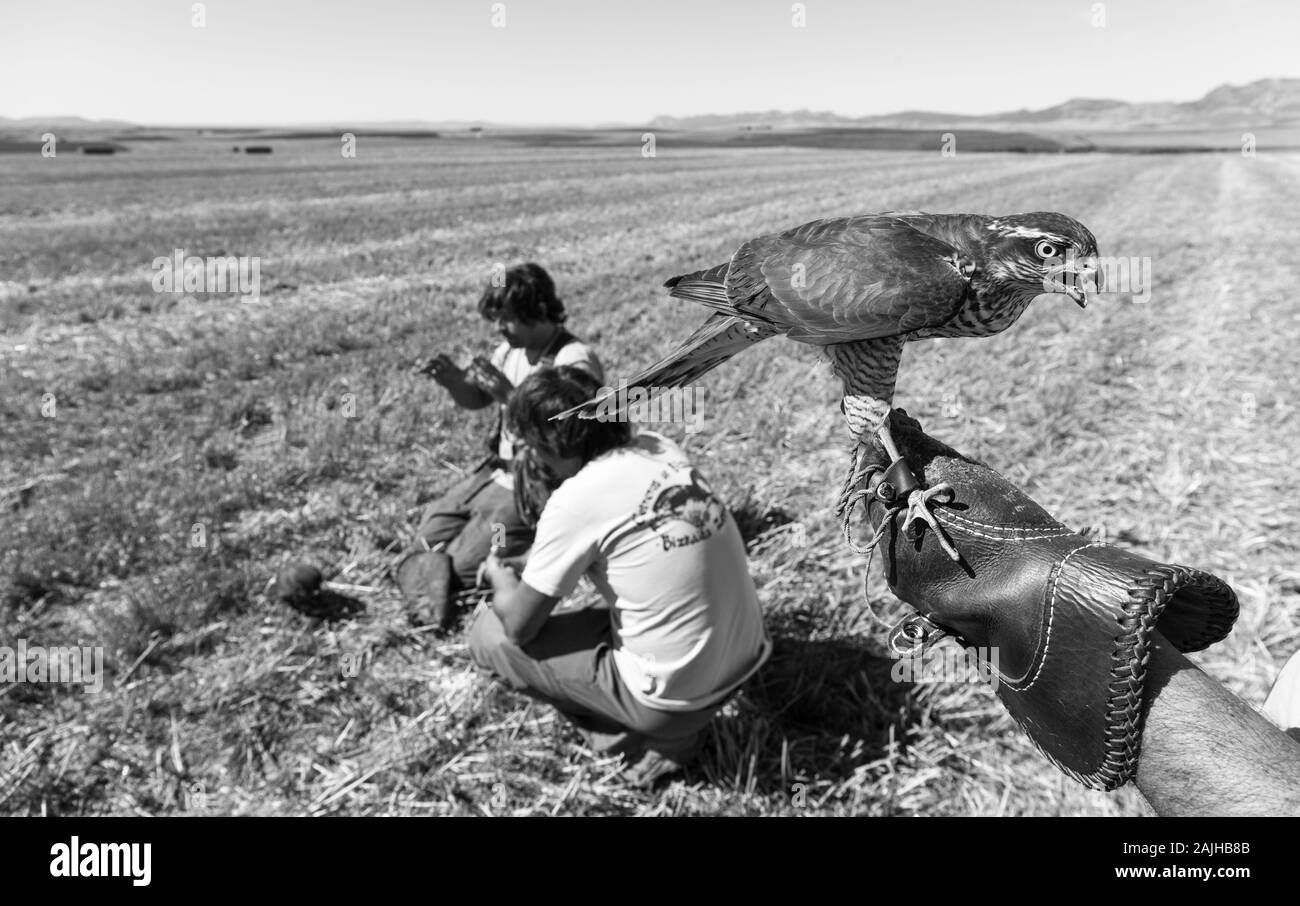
left=1052, top=254, right=1103, bottom=308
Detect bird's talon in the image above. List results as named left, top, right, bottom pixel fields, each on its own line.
left=897, top=483, right=961, bottom=562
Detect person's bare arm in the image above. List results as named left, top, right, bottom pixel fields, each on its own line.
left=483, top=554, right=559, bottom=646
left=415, top=354, right=495, bottom=410
left=464, top=356, right=513, bottom=405
left=1135, top=631, right=1300, bottom=816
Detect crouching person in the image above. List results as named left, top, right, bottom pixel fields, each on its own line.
left=468, top=366, right=771, bottom=785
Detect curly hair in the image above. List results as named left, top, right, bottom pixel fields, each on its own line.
left=506, top=366, right=631, bottom=465
left=477, top=262, right=567, bottom=325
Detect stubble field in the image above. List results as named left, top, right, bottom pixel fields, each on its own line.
left=2, top=135, right=1298, bottom=816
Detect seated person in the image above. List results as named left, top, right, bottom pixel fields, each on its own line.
left=469, top=366, right=772, bottom=785
left=395, top=263, right=603, bottom=628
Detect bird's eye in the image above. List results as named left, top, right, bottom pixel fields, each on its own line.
left=1034, top=240, right=1058, bottom=260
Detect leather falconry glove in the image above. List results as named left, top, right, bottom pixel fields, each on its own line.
left=859, top=410, right=1239, bottom=791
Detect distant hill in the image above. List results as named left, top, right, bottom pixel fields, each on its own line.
left=0, top=115, right=137, bottom=132
left=5, top=77, right=1298, bottom=136
left=649, top=78, right=1300, bottom=131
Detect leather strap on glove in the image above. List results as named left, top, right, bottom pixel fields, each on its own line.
left=860, top=411, right=1239, bottom=790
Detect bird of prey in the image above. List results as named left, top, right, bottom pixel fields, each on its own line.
left=561, top=211, right=1101, bottom=553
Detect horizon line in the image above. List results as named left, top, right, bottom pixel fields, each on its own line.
left=6, top=74, right=1299, bottom=131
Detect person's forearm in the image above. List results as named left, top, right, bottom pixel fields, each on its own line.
left=446, top=382, right=494, bottom=409
left=1134, top=632, right=1300, bottom=815
left=487, top=571, right=560, bottom=647
left=487, top=572, right=531, bottom=643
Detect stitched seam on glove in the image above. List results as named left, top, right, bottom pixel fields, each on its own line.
left=999, top=541, right=1101, bottom=692
left=935, top=510, right=1075, bottom=542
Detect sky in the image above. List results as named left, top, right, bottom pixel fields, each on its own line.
left=2, top=0, right=1298, bottom=125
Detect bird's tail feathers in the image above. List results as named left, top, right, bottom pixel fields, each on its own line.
left=664, top=262, right=732, bottom=313
left=554, top=313, right=778, bottom=421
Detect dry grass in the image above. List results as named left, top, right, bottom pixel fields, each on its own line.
left=1, top=136, right=1297, bottom=816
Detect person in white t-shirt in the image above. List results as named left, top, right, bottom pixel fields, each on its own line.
left=394, top=264, right=603, bottom=630
left=468, top=366, right=771, bottom=785
left=1264, top=650, right=1300, bottom=743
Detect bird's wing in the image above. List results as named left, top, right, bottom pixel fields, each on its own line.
left=726, top=215, right=975, bottom=344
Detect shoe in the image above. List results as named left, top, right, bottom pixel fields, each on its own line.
left=576, top=726, right=645, bottom=759
left=620, top=748, right=693, bottom=789
left=394, top=550, right=455, bottom=630
left=619, top=731, right=701, bottom=789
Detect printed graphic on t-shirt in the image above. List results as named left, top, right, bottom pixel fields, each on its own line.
left=634, top=467, right=728, bottom=549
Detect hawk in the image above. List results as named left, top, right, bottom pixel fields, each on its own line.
left=561, top=211, right=1101, bottom=553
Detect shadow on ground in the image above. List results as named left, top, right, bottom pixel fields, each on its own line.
left=698, top=605, right=921, bottom=799
left=282, top=589, right=366, bottom=621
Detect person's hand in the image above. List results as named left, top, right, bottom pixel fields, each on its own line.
left=859, top=409, right=1238, bottom=791
left=464, top=355, right=513, bottom=404
left=497, top=549, right=530, bottom=575
left=414, top=353, right=465, bottom=389
left=413, top=353, right=503, bottom=409
left=479, top=552, right=520, bottom=593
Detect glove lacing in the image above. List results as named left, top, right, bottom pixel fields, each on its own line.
left=838, top=446, right=962, bottom=565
